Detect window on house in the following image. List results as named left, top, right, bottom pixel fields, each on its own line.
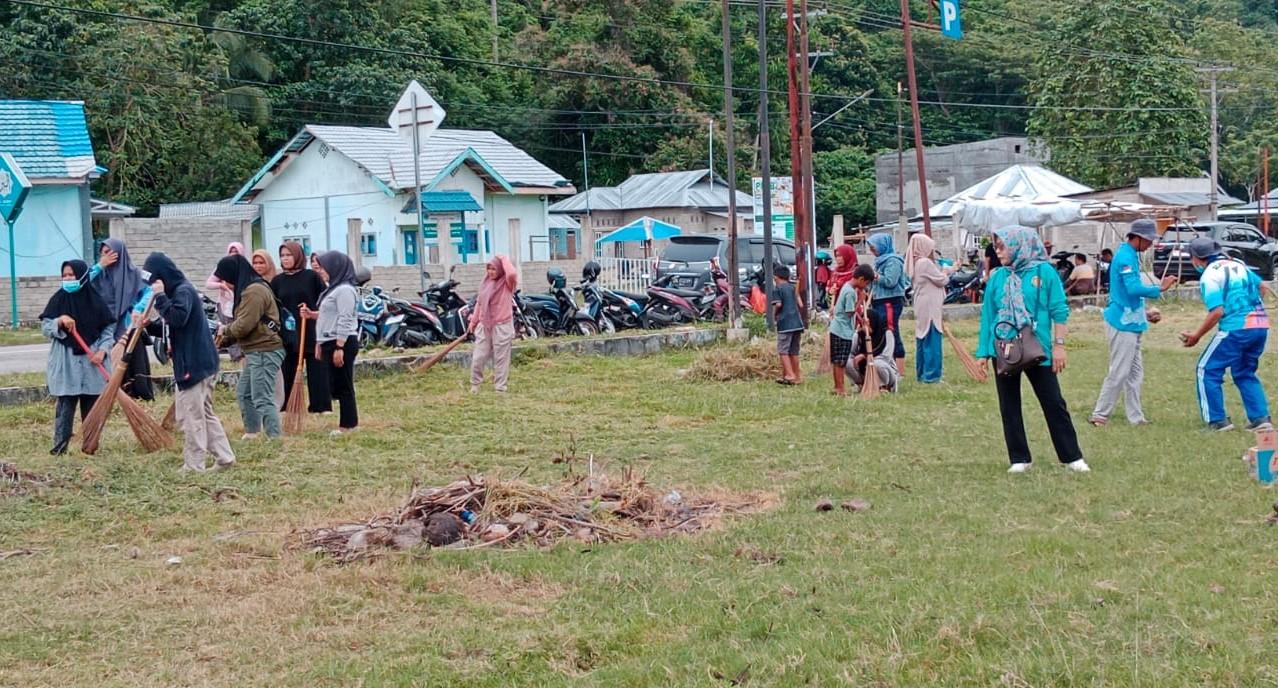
left=360, top=232, right=378, bottom=256
left=283, top=235, right=312, bottom=255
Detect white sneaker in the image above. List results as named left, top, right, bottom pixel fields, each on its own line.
left=1007, top=463, right=1031, bottom=474
left=1066, top=459, right=1091, bottom=473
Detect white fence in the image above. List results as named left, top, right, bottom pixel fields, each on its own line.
left=597, top=257, right=653, bottom=294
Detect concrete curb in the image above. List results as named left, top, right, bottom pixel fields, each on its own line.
left=0, top=327, right=725, bottom=407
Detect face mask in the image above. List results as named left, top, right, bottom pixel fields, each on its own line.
left=61, top=279, right=82, bottom=294
left=1194, top=263, right=1206, bottom=275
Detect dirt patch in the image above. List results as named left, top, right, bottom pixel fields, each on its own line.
left=295, top=468, right=774, bottom=562
left=2, top=462, right=53, bottom=497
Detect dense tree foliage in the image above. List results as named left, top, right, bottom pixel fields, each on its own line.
left=1, top=0, right=1276, bottom=221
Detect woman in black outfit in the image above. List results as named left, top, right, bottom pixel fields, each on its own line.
left=271, top=241, right=331, bottom=413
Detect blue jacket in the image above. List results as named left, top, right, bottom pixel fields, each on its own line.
left=871, top=255, right=909, bottom=301
left=1103, top=242, right=1161, bottom=333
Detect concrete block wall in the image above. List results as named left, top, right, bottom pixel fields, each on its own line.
left=365, top=259, right=589, bottom=299
left=109, top=218, right=253, bottom=294
left=0, top=275, right=64, bottom=326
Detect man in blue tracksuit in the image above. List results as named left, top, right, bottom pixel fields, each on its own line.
left=1089, top=219, right=1179, bottom=426
left=1179, top=237, right=1272, bottom=432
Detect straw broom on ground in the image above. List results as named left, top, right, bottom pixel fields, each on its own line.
left=69, top=327, right=172, bottom=452
left=283, top=318, right=308, bottom=435
left=943, top=323, right=988, bottom=383
left=412, top=335, right=466, bottom=374
left=79, top=298, right=172, bottom=454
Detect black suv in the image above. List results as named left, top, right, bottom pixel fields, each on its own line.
left=1153, top=222, right=1278, bottom=280
left=654, top=235, right=798, bottom=291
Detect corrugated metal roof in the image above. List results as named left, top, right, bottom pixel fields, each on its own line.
left=304, top=125, right=570, bottom=191
left=549, top=169, right=751, bottom=213
left=547, top=213, right=580, bottom=229
left=929, top=164, right=1092, bottom=218
left=1142, top=190, right=1244, bottom=207
left=159, top=200, right=261, bottom=220
left=0, top=100, right=97, bottom=181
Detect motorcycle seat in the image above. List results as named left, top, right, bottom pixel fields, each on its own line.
left=652, top=286, right=705, bottom=299
left=616, top=291, right=650, bottom=303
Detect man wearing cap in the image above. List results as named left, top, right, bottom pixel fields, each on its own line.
left=1180, top=237, right=1271, bottom=432
left=1089, top=219, right=1178, bottom=427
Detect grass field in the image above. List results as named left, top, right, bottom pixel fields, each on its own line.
left=3, top=302, right=1278, bottom=687
left=0, top=326, right=46, bottom=347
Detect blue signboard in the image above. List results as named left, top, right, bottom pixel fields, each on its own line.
left=0, top=153, right=32, bottom=224
left=940, top=0, right=963, bottom=40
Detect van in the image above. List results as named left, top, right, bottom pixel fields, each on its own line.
left=654, top=236, right=798, bottom=292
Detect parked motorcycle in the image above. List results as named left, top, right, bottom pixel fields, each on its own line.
left=943, top=267, right=983, bottom=304
left=530, top=268, right=597, bottom=336
left=641, top=258, right=733, bottom=328
left=577, top=261, right=642, bottom=332
left=356, top=285, right=412, bottom=348
left=419, top=273, right=472, bottom=342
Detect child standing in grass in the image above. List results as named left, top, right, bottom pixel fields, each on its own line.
left=826, top=264, right=876, bottom=396
left=771, top=264, right=804, bottom=385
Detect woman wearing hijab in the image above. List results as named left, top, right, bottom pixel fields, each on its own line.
left=308, top=251, right=360, bottom=434
left=41, top=260, right=116, bottom=454
left=469, top=256, right=519, bottom=393
left=976, top=226, right=1088, bottom=474
left=867, top=233, right=910, bottom=376
left=905, top=233, right=948, bottom=384
left=207, top=242, right=244, bottom=319
left=849, top=308, right=900, bottom=393
left=826, top=244, right=858, bottom=299
left=214, top=254, right=285, bottom=440
left=143, top=253, right=234, bottom=471
left=90, top=238, right=155, bottom=401
left=250, top=249, right=284, bottom=405
left=272, top=242, right=331, bottom=414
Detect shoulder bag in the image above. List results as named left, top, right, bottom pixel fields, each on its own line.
left=994, top=264, right=1048, bottom=376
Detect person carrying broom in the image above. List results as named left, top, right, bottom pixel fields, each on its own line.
left=143, top=253, right=234, bottom=472
left=849, top=306, right=899, bottom=394
left=40, top=260, right=117, bottom=455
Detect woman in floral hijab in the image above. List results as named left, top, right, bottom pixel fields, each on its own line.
left=976, top=227, right=1088, bottom=474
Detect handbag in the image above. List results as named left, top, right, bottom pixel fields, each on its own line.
left=993, top=265, right=1048, bottom=376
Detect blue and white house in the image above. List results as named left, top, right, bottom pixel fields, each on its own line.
left=232, top=82, right=575, bottom=265
left=0, top=100, right=100, bottom=277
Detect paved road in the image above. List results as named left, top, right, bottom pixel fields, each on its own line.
left=0, top=343, right=51, bottom=375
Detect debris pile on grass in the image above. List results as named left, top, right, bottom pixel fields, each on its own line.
left=1, top=462, right=51, bottom=496
left=296, top=468, right=771, bottom=562
left=685, top=341, right=780, bottom=381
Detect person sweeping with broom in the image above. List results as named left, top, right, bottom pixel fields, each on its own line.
left=905, top=233, right=948, bottom=384
left=90, top=239, right=155, bottom=401
left=41, top=260, right=117, bottom=455
left=143, top=253, right=234, bottom=472
left=470, top=255, right=519, bottom=393
left=273, top=241, right=331, bottom=416
left=213, top=254, right=285, bottom=441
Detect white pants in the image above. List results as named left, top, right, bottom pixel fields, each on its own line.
left=471, top=321, right=515, bottom=391
left=175, top=377, right=235, bottom=471
left=1091, top=325, right=1145, bottom=423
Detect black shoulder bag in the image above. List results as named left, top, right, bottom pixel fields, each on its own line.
left=994, top=264, right=1049, bottom=376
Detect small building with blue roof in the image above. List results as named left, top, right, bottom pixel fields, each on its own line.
left=0, top=100, right=99, bottom=278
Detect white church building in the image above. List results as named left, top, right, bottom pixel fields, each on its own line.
left=231, top=82, right=575, bottom=266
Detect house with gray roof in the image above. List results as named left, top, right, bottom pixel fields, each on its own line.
left=0, top=100, right=101, bottom=279
left=550, top=169, right=753, bottom=258
left=231, top=82, right=575, bottom=265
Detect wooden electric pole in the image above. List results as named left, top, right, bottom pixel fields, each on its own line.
left=900, top=0, right=932, bottom=237
left=722, top=0, right=741, bottom=324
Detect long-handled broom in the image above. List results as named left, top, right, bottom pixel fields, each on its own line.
left=858, top=297, right=882, bottom=400
left=161, top=400, right=177, bottom=431
left=283, top=318, right=308, bottom=435
left=81, top=298, right=156, bottom=455
left=942, top=324, right=988, bottom=383
left=70, top=324, right=172, bottom=452
left=412, top=335, right=466, bottom=374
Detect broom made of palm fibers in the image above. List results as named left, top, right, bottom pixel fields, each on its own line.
left=942, top=324, right=988, bottom=383
left=69, top=324, right=172, bottom=452
left=412, top=334, right=467, bottom=374
left=81, top=298, right=156, bottom=455
left=858, top=299, right=882, bottom=400
left=161, top=401, right=177, bottom=431
left=283, top=317, right=309, bottom=435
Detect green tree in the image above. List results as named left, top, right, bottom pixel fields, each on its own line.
left=813, top=147, right=876, bottom=239
left=1026, top=0, right=1208, bottom=189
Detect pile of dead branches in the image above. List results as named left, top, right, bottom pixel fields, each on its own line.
left=685, top=341, right=780, bottom=382
left=2, top=462, right=52, bottom=497
left=296, top=467, right=770, bottom=562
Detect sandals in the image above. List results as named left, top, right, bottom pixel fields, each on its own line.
left=1087, top=416, right=1107, bottom=427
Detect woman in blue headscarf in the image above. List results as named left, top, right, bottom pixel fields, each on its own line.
left=976, top=226, right=1088, bottom=474
left=89, top=238, right=155, bottom=400
left=866, top=233, right=909, bottom=375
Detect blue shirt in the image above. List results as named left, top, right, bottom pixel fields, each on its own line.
left=1199, top=258, right=1270, bottom=332
left=771, top=282, right=804, bottom=333
left=871, top=256, right=909, bottom=301
left=976, top=264, right=1070, bottom=367
left=828, top=283, right=858, bottom=340
left=1103, top=242, right=1161, bottom=333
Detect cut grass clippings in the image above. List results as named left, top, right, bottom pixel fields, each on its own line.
left=4, top=301, right=1278, bottom=686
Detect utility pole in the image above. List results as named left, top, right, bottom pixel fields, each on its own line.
left=709, top=118, right=715, bottom=192
left=411, top=90, right=426, bottom=292
left=1199, top=66, right=1233, bottom=222
left=900, top=0, right=932, bottom=237
left=722, top=0, right=740, bottom=325
left=490, top=0, right=500, bottom=62
left=1263, top=147, right=1270, bottom=236
left=897, top=81, right=905, bottom=219
left=581, top=132, right=591, bottom=252
left=785, top=0, right=805, bottom=304
left=798, top=0, right=815, bottom=320
left=758, top=0, right=774, bottom=330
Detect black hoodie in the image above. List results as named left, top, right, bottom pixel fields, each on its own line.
left=143, top=253, right=219, bottom=390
